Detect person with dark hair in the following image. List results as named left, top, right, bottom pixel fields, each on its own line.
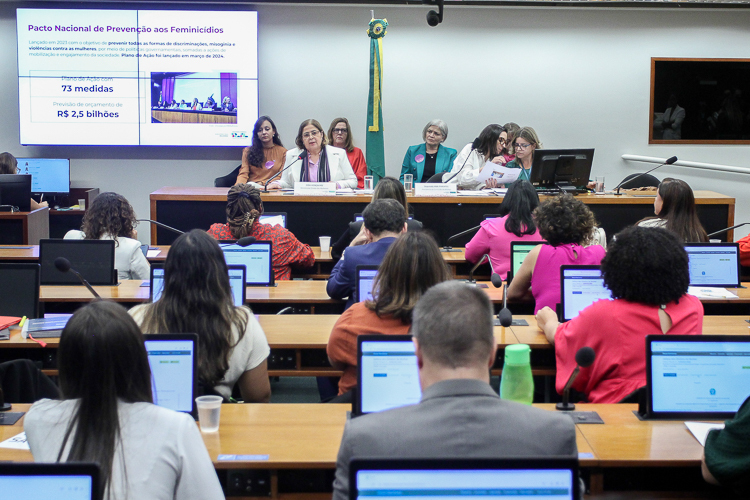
left=327, top=232, right=451, bottom=396
left=332, top=281, right=577, bottom=500
left=443, top=124, right=508, bottom=189
left=330, top=177, right=423, bottom=261
left=507, top=194, right=605, bottom=313
left=130, top=229, right=271, bottom=402
left=207, top=184, right=314, bottom=280
left=326, top=198, right=407, bottom=309
left=505, top=127, right=542, bottom=181
left=267, top=119, right=357, bottom=190
left=236, top=116, right=287, bottom=187
left=190, top=98, right=199, bottom=110
left=702, top=394, right=750, bottom=496
left=502, top=122, right=520, bottom=164
left=0, top=151, right=48, bottom=210
left=637, top=177, right=708, bottom=242
left=465, top=179, right=543, bottom=279
left=535, top=226, right=702, bottom=404
left=328, top=117, right=367, bottom=188
left=64, top=192, right=149, bottom=280
left=24, top=301, right=224, bottom=500
left=400, top=119, right=457, bottom=183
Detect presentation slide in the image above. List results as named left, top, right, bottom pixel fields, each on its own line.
left=686, top=246, right=739, bottom=286
left=17, top=8, right=258, bottom=146
left=562, top=269, right=611, bottom=320
left=145, top=339, right=195, bottom=413
left=360, top=341, right=421, bottom=413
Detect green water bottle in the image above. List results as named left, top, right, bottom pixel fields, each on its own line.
left=500, top=344, right=534, bottom=405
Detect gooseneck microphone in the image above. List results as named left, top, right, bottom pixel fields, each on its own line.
left=497, top=282, right=512, bottom=328
left=136, top=219, right=184, bottom=236
left=443, top=138, right=480, bottom=184
left=236, top=236, right=257, bottom=247
left=54, top=257, right=101, bottom=299
left=442, top=225, right=481, bottom=253
left=265, top=153, right=304, bottom=192
left=556, top=346, right=596, bottom=411
left=614, top=156, right=677, bottom=195
left=707, top=222, right=749, bottom=239
left=468, top=254, right=490, bottom=284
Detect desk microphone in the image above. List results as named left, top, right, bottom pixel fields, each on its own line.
left=54, top=257, right=101, bottom=299
left=442, top=138, right=480, bottom=183
left=136, top=219, right=184, bottom=236
left=237, top=236, right=257, bottom=247
left=497, top=282, right=512, bottom=328
left=442, top=225, right=481, bottom=253
left=468, top=253, right=491, bottom=283
left=556, top=346, right=596, bottom=411
left=613, top=156, right=677, bottom=195
left=265, top=153, right=304, bottom=192
left=707, top=222, right=749, bottom=239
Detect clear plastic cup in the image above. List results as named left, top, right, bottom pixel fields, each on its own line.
left=364, top=175, right=374, bottom=194
left=595, top=176, right=605, bottom=193
left=403, top=174, right=413, bottom=194
left=78, top=198, right=86, bottom=210
left=195, top=395, right=222, bottom=433
left=319, top=236, right=331, bottom=253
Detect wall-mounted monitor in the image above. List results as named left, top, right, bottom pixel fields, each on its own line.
left=15, top=158, right=70, bottom=194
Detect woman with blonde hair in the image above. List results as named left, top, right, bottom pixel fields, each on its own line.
left=505, top=127, right=543, bottom=181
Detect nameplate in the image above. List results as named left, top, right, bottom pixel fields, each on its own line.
left=414, top=183, right=457, bottom=197
left=295, top=182, right=337, bottom=196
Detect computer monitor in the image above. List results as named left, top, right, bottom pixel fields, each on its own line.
left=508, top=241, right=545, bottom=282
left=559, top=265, right=612, bottom=322
left=0, top=263, right=40, bottom=318
left=355, top=335, right=421, bottom=416
left=15, top=158, right=71, bottom=195
left=685, top=243, right=741, bottom=288
left=355, top=213, right=412, bottom=222
left=143, top=333, right=199, bottom=416
left=259, top=212, right=287, bottom=228
left=646, top=335, right=750, bottom=420
left=150, top=264, right=246, bottom=306
left=0, top=174, right=31, bottom=212
left=355, top=265, right=378, bottom=303
left=220, top=241, right=274, bottom=286
left=529, top=148, right=595, bottom=193
left=0, top=463, right=100, bottom=500
left=39, top=239, right=116, bottom=286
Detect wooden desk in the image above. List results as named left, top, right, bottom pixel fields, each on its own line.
left=0, top=208, right=49, bottom=245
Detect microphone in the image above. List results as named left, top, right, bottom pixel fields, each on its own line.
left=614, top=156, right=677, bottom=195
left=468, top=253, right=491, bottom=284
left=441, top=225, right=481, bottom=253
left=707, top=222, right=749, bottom=239
left=442, top=138, right=480, bottom=183
left=497, top=282, right=512, bottom=328
left=237, top=236, right=257, bottom=247
left=54, top=257, right=101, bottom=299
left=265, top=153, right=304, bottom=192
left=556, top=346, right=596, bottom=411
left=490, top=273, right=503, bottom=289
left=136, top=219, right=184, bottom=236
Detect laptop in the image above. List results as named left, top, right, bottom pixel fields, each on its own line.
left=220, top=241, right=274, bottom=286
left=354, top=335, right=421, bottom=416
left=559, top=265, right=612, bottom=322
left=143, top=333, right=199, bottom=417
left=0, top=263, right=40, bottom=318
left=354, top=213, right=413, bottom=222
left=685, top=243, right=741, bottom=288
left=39, top=239, right=116, bottom=286
left=355, top=265, right=379, bottom=303
left=350, top=458, right=580, bottom=500
left=0, top=463, right=100, bottom=500
left=259, top=212, right=287, bottom=228
left=507, top=241, right=545, bottom=282
left=150, top=264, right=246, bottom=306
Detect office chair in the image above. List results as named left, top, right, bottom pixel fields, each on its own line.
left=214, top=165, right=241, bottom=187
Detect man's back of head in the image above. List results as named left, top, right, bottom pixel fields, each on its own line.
left=363, top=198, right=407, bottom=237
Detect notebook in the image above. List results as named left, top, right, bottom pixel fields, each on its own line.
left=645, top=335, right=750, bottom=420
left=684, top=243, right=740, bottom=287
left=508, top=241, right=545, bottom=282
left=0, top=463, right=100, bottom=500
left=349, top=458, right=579, bottom=500
left=143, top=333, right=199, bottom=416
left=0, top=263, right=40, bottom=318
left=220, top=241, right=274, bottom=286
left=355, top=335, right=421, bottom=416
left=355, top=265, right=379, bottom=303
left=39, top=239, right=116, bottom=286
left=259, top=212, right=287, bottom=228
left=150, top=265, right=246, bottom=306
left=559, top=265, right=612, bottom=322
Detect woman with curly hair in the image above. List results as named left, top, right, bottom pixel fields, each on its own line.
left=236, top=116, right=287, bottom=187
left=506, top=194, right=605, bottom=313
left=64, top=192, right=149, bottom=280
left=535, top=226, right=702, bottom=403
left=207, top=183, right=314, bottom=280
left=637, top=177, right=708, bottom=243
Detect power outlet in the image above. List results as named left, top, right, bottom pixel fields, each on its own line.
left=226, top=470, right=271, bottom=497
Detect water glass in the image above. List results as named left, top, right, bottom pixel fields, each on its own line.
left=364, top=175, right=374, bottom=194
left=195, top=395, right=222, bottom=433
left=403, top=174, right=413, bottom=194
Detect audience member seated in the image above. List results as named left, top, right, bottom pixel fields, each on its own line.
left=328, top=117, right=367, bottom=188
left=327, top=199, right=406, bottom=309
left=443, top=124, right=507, bottom=190
left=330, top=177, right=422, bottom=261
left=25, top=301, right=224, bottom=500
left=536, top=226, right=703, bottom=404
left=207, top=184, right=314, bottom=281
left=739, top=232, right=750, bottom=267
left=236, top=115, right=287, bottom=188
left=505, top=127, right=542, bottom=181
left=327, top=231, right=451, bottom=396
left=0, top=152, right=48, bottom=210
left=637, top=177, right=708, bottom=242
left=465, top=179, right=543, bottom=280
left=507, top=194, right=605, bottom=313
left=332, top=281, right=577, bottom=500
left=702, top=394, right=750, bottom=496
left=400, top=119, right=457, bottom=183
left=64, top=192, right=150, bottom=281
left=268, top=119, right=358, bottom=190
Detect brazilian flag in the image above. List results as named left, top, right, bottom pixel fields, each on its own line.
left=366, top=18, right=387, bottom=184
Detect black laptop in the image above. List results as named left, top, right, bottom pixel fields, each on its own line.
left=39, top=239, right=116, bottom=286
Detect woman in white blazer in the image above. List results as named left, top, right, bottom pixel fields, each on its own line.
left=267, top=119, right=358, bottom=190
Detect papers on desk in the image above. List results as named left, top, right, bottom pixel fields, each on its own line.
left=687, top=287, right=738, bottom=300
left=685, top=422, right=725, bottom=446
left=476, top=161, right=522, bottom=184
left=0, top=432, right=29, bottom=449
left=335, top=188, right=356, bottom=195
left=457, top=190, right=491, bottom=196
left=146, top=249, right=161, bottom=258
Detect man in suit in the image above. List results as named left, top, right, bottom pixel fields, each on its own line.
left=326, top=198, right=406, bottom=309
left=332, top=281, right=578, bottom=500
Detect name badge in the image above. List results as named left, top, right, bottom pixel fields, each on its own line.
left=414, top=183, right=457, bottom=197
left=295, top=182, right=337, bottom=196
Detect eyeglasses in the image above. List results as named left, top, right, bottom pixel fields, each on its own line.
left=425, top=130, right=444, bottom=137
left=514, top=142, right=532, bottom=150
left=498, top=138, right=507, bottom=146
left=303, top=130, right=321, bottom=139
left=332, top=128, right=348, bottom=135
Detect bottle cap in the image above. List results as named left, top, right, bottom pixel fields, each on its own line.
left=504, top=344, right=531, bottom=365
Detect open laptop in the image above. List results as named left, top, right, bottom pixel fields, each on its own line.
left=0, top=463, right=100, bottom=500
left=39, top=239, right=116, bottom=286
left=507, top=241, right=545, bottom=282
left=350, top=458, right=580, bottom=500
left=143, top=333, right=199, bottom=417
left=559, top=265, right=612, bottom=322
left=685, top=243, right=740, bottom=288
left=354, top=335, right=421, bottom=416
left=259, top=212, right=287, bottom=228
left=0, top=263, right=40, bottom=318
left=645, top=335, right=750, bottom=420
left=354, top=213, right=413, bottom=222
left=150, top=264, right=246, bottom=306
left=355, top=265, right=379, bottom=303
left=220, top=241, right=274, bottom=286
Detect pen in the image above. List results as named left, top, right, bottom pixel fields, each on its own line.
left=19, top=316, right=27, bottom=327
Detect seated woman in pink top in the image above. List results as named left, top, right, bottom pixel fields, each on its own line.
left=506, top=194, right=605, bottom=314
left=465, top=180, right=543, bottom=280
left=536, top=226, right=703, bottom=403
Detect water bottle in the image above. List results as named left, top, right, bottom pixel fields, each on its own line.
left=500, top=344, right=534, bottom=405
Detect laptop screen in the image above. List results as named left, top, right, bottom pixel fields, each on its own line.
left=221, top=241, right=274, bottom=286
left=685, top=243, right=740, bottom=287
left=356, top=266, right=378, bottom=303
left=39, top=239, right=116, bottom=286
left=15, top=158, right=71, bottom=194
left=151, top=265, right=245, bottom=306
left=509, top=241, right=544, bottom=281
left=560, top=266, right=612, bottom=322
left=648, top=336, right=750, bottom=419
left=144, top=334, right=198, bottom=415
left=0, top=464, right=98, bottom=500
left=357, top=336, right=421, bottom=415
left=259, top=212, right=286, bottom=228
